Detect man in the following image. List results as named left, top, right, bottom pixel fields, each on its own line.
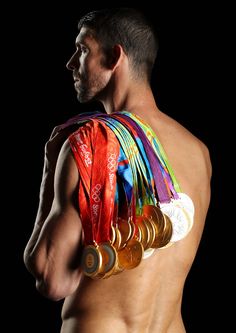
left=24, top=8, right=212, bottom=333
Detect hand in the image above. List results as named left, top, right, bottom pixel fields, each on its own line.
left=44, top=124, right=79, bottom=172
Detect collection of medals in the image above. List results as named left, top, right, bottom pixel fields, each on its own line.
left=81, top=205, right=171, bottom=279
left=81, top=197, right=194, bottom=279
left=67, top=111, right=195, bottom=280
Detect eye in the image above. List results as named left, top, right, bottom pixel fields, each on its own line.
left=80, top=45, right=88, bottom=54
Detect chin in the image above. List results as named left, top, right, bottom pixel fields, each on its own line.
left=76, top=93, right=94, bottom=104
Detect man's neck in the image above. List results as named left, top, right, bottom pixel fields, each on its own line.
left=101, top=81, right=159, bottom=116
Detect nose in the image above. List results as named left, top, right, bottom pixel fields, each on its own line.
left=66, top=52, right=79, bottom=71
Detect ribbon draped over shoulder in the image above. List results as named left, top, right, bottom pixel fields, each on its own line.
left=57, top=110, right=194, bottom=278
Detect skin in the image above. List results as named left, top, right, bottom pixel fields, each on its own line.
left=24, top=26, right=212, bottom=333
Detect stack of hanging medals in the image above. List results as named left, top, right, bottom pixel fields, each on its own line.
left=59, top=110, right=194, bottom=279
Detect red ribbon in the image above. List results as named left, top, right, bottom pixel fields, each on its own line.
left=69, top=120, right=120, bottom=245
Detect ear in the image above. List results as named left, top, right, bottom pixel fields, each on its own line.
left=107, top=44, right=124, bottom=70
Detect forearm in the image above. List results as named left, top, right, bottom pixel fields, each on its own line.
left=35, top=158, right=55, bottom=226
left=24, top=158, right=55, bottom=269
left=24, top=127, right=79, bottom=284
left=24, top=210, right=83, bottom=300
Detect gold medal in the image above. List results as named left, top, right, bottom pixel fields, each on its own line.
left=81, top=244, right=102, bottom=278
left=136, top=215, right=151, bottom=250
left=98, top=242, right=118, bottom=279
left=142, top=205, right=166, bottom=248
left=111, top=261, right=125, bottom=275
left=143, top=205, right=166, bottom=245
left=110, top=225, right=116, bottom=245
left=117, top=238, right=144, bottom=269
left=117, top=217, right=133, bottom=249
left=159, top=214, right=173, bottom=248
left=143, top=205, right=165, bottom=229
left=113, top=226, right=122, bottom=250
left=128, top=219, right=136, bottom=240
left=143, top=217, right=156, bottom=249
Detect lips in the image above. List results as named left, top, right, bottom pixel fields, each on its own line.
left=74, top=80, right=82, bottom=90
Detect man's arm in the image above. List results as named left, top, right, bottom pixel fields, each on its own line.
left=24, top=138, right=83, bottom=301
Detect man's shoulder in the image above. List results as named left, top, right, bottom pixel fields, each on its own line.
left=153, top=111, right=212, bottom=184
left=172, top=118, right=212, bottom=178
left=158, top=111, right=210, bottom=157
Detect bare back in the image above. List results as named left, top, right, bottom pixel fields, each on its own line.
left=61, top=111, right=212, bottom=333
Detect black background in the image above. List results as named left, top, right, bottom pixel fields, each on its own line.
left=6, top=1, right=227, bottom=332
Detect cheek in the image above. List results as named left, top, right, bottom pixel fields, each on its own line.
left=97, top=70, right=112, bottom=87
left=81, top=55, right=112, bottom=85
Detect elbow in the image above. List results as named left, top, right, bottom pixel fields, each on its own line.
left=36, top=278, right=65, bottom=301
left=23, top=247, right=49, bottom=287
left=23, top=251, right=64, bottom=301
left=24, top=249, right=81, bottom=301
left=35, top=272, right=81, bottom=301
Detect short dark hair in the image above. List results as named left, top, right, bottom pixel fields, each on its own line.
left=78, top=8, right=158, bottom=81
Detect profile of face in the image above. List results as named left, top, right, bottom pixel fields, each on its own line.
left=66, top=27, right=112, bottom=103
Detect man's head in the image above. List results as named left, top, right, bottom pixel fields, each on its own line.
left=67, top=8, right=158, bottom=104
left=77, top=8, right=158, bottom=81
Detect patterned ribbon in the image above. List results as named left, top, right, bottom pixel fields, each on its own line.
left=64, top=110, right=181, bottom=244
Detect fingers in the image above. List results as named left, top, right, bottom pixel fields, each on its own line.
left=50, top=123, right=79, bottom=140
left=45, top=124, right=79, bottom=157
left=49, top=126, right=62, bottom=139
left=44, top=123, right=80, bottom=171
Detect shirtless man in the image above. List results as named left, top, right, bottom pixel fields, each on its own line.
left=23, top=8, right=212, bottom=333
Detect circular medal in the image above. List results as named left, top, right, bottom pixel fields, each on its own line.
left=159, top=214, right=173, bottom=247
left=182, top=206, right=194, bottom=232
left=112, top=261, right=125, bottom=275
left=149, top=218, right=162, bottom=249
left=143, top=217, right=156, bottom=249
left=144, top=209, right=166, bottom=249
left=110, top=225, right=116, bottom=245
left=177, top=193, right=195, bottom=216
left=128, top=219, right=136, bottom=240
left=143, top=205, right=165, bottom=225
left=81, top=245, right=102, bottom=277
left=160, top=202, right=189, bottom=242
left=143, top=204, right=165, bottom=238
left=175, top=194, right=194, bottom=233
left=136, top=215, right=151, bottom=250
left=117, top=217, right=133, bottom=249
left=99, top=242, right=118, bottom=279
left=113, top=227, right=122, bottom=250
left=117, top=238, right=144, bottom=269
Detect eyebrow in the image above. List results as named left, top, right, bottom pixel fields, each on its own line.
left=75, top=36, right=90, bottom=48
left=75, top=30, right=94, bottom=47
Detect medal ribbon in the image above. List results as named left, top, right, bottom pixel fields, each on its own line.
left=93, top=114, right=172, bottom=205
left=110, top=114, right=172, bottom=203
left=64, top=110, right=181, bottom=239
left=95, top=116, right=152, bottom=218
left=69, top=119, right=119, bottom=245
left=119, top=111, right=181, bottom=194
left=69, top=122, right=93, bottom=243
